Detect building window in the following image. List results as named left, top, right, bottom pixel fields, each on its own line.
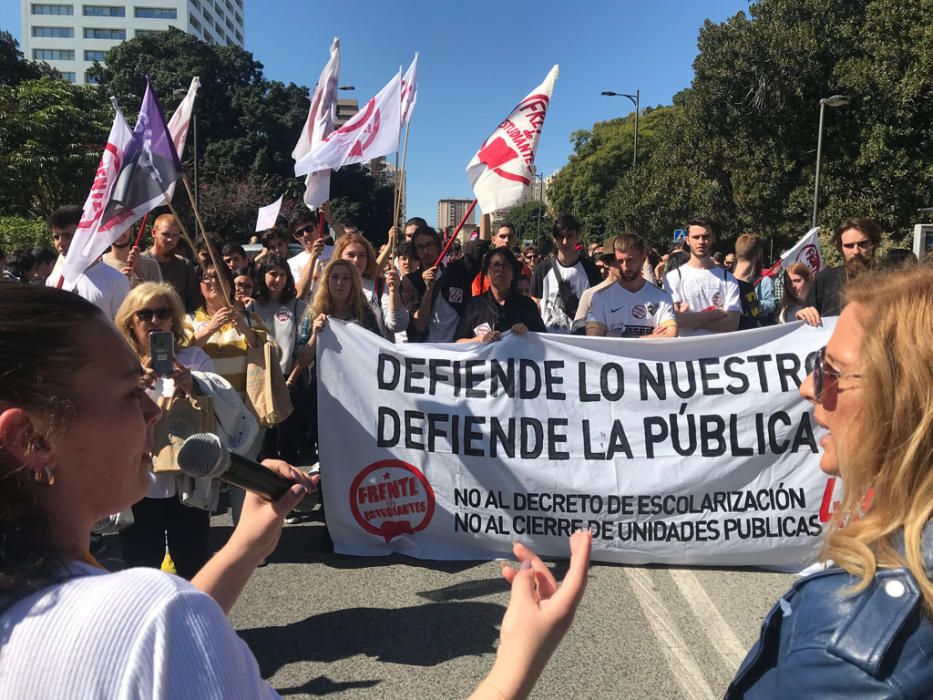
left=31, top=4, right=74, bottom=14
left=189, top=15, right=201, bottom=30
left=60, top=71, right=76, bottom=82
left=82, top=5, right=125, bottom=16
left=84, top=49, right=106, bottom=61
left=32, top=26, right=75, bottom=37
left=83, top=28, right=126, bottom=39
left=235, top=29, right=242, bottom=42
left=33, top=48, right=75, bottom=60
left=134, top=7, right=177, bottom=19
left=225, top=15, right=233, bottom=29
left=191, top=0, right=200, bottom=8
left=85, top=72, right=100, bottom=84
left=135, top=29, right=166, bottom=37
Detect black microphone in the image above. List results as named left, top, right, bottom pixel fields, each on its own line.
left=177, top=433, right=294, bottom=500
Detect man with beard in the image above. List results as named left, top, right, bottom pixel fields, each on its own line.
left=796, top=217, right=881, bottom=325
left=662, top=216, right=740, bottom=335
left=586, top=233, right=677, bottom=338
left=103, top=229, right=162, bottom=287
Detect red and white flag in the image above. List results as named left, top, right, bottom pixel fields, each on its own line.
left=163, top=75, right=200, bottom=201
left=294, top=70, right=402, bottom=176
left=466, top=65, right=559, bottom=214
left=293, top=38, right=340, bottom=208
left=780, top=227, right=824, bottom=275
left=61, top=100, right=134, bottom=285
left=401, top=53, right=419, bottom=124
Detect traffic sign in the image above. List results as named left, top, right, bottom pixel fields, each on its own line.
left=673, top=229, right=687, bottom=242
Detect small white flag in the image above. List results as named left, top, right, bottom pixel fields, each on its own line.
left=401, top=53, right=419, bottom=124
left=60, top=101, right=134, bottom=286
left=293, top=38, right=340, bottom=209
left=164, top=76, right=200, bottom=202
left=255, top=195, right=283, bottom=232
left=780, top=227, right=824, bottom=275
left=295, top=70, right=403, bottom=176
left=466, top=65, right=558, bottom=214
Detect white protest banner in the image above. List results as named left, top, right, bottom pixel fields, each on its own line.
left=318, top=320, right=836, bottom=570
left=255, top=194, right=283, bottom=232
left=780, top=227, right=824, bottom=274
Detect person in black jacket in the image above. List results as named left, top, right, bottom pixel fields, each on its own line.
left=455, top=247, right=545, bottom=343
left=400, top=226, right=487, bottom=342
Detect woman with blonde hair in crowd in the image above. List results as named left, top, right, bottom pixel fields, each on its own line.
left=333, top=231, right=408, bottom=340
left=778, top=261, right=813, bottom=323
left=727, top=263, right=933, bottom=696
left=112, top=282, right=218, bottom=578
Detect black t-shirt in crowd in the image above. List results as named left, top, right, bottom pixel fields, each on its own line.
left=806, top=266, right=847, bottom=317
left=454, top=291, right=546, bottom=340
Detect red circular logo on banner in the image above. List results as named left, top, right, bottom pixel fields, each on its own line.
left=349, top=460, right=435, bottom=543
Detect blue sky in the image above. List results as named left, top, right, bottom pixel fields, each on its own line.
left=3, top=0, right=750, bottom=226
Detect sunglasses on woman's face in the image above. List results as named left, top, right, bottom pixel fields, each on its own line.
left=135, top=307, right=172, bottom=322
left=813, top=346, right=862, bottom=401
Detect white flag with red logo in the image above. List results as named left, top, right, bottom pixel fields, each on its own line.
left=466, top=65, right=559, bottom=214
left=294, top=70, right=402, bottom=177
left=293, top=38, right=340, bottom=208
left=61, top=100, right=134, bottom=285
left=780, top=227, right=824, bottom=275
left=401, top=53, right=418, bottom=124
left=163, top=75, right=200, bottom=201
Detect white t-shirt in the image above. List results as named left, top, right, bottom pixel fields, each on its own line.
left=362, top=277, right=409, bottom=341
left=662, top=264, right=741, bottom=336
left=531, top=258, right=597, bottom=334
left=287, top=246, right=334, bottom=294
left=586, top=281, right=677, bottom=337
left=47, top=257, right=131, bottom=320
left=0, top=563, right=277, bottom=699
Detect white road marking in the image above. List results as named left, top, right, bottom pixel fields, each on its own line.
left=669, top=568, right=749, bottom=669
left=623, top=568, right=715, bottom=700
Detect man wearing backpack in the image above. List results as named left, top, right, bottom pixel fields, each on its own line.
left=530, top=214, right=602, bottom=333
left=661, top=216, right=741, bottom=336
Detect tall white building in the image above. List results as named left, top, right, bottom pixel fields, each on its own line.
left=20, top=0, right=244, bottom=85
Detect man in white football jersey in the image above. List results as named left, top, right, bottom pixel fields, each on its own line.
left=586, top=233, right=677, bottom=338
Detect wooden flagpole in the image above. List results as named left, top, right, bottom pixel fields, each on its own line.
left=393, top=116, right=412, bottom=228
left=164, top=192, right=233, bottom=308
left=433, top=198, right=477, bottom=268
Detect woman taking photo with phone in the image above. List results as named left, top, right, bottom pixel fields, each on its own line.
left=112, top=282, right=217, bottom=578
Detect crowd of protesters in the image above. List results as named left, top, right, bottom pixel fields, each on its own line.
left=1, top=205, right=927, bottom=550
left=1, top=198, right=932, bottom=698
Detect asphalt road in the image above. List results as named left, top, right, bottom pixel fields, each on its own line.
left=214, top=513, right=795, bottom=699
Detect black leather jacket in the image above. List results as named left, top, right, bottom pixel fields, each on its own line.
left=727, top=524, right=933, bottom=698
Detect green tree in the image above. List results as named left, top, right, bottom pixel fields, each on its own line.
left=0, top=30, right=57, bottom=86
left=0, top=77, right=110, bottom=216
left=499, top=200, right=554, bottom=247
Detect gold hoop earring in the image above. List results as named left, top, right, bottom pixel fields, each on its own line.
left=33, top=464, right=55, bottom=487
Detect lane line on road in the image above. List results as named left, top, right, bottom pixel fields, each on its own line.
left=668, top=568, right=749, bottom=670
left=623, top=568, right=715, bottom=700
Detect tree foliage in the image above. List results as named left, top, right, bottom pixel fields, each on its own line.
left=500, top=200, right=555, bottom=247
left=547, top=0, right=932, bottom=253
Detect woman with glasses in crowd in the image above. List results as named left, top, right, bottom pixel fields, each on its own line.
left=247, top=256, right=307, bottom=464
left=777, top=262, right=813, bottom=324
left=112, top=282, right=216, bottom=578
left=332, top=231, right=408, bottom=341
left=726, top=263, right=933, bottom=697
left=191, top=263, right=270, bottom=523
left=455, top=247, right=545, bottom=343
left=232, top=267, right=255, bottom=308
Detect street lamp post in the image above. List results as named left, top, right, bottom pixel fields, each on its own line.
left=601, top=89, right=640, bottom=166
left=812, top=94, right=849, bottom=228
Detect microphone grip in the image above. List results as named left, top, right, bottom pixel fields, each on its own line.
left=225, top=453, right=294, bottom=501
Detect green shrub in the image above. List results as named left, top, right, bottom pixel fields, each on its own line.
left=0, top=216, right=50, bottom=252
